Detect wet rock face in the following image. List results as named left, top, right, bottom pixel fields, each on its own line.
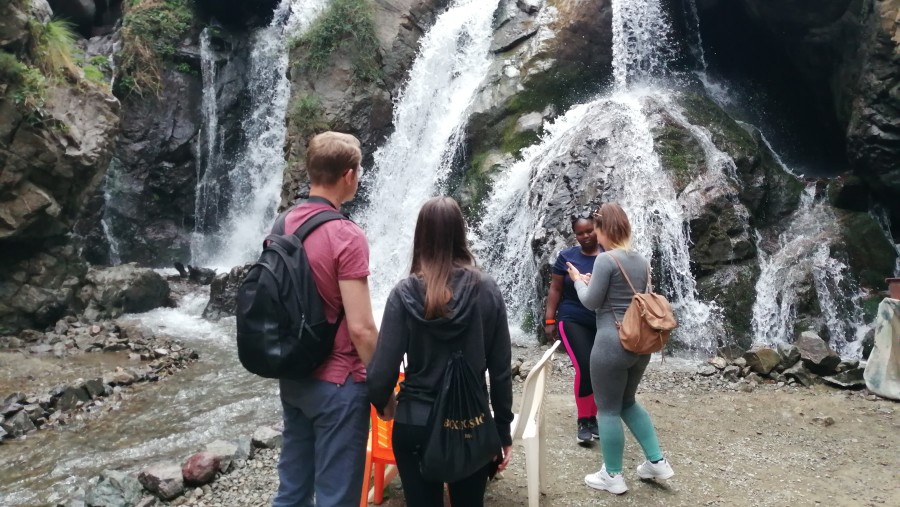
left=0, top=244, right=88, bottom=335
left=280, top=0, right=450, bottom=208
left=0, top=0, right=119, bottom=335
left=846, top=0, right=900, bottom=228
left=203, top=265, right=250, bottom=321
left=89, top=69, right=204, bottom=267
left=700, top=0, right=900, bottom=231
left=193, top=0, right=280, bottom=29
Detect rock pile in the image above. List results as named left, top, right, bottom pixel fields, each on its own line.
left=58, top=425, right=283, bottom=506
left=698, top=332, right=866, bottom=392
left=0, top=320, right=197, bottom=442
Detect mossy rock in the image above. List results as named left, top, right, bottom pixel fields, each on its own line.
left=696, top=262, right=760, bottom=349
left=652, top=117, right=705, bottom=193
left=834, top=210, right=897, bottom=289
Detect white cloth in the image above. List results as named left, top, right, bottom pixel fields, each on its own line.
left=864, top=298, right=900, bottom=400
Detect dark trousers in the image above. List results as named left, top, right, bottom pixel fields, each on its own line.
left=392, top=422, right=491, bottom=507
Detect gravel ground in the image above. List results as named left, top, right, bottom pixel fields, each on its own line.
left=165, top=344, right=899, bottom=507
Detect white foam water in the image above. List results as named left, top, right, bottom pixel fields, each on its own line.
left=359, top=0, right=499, bottom=305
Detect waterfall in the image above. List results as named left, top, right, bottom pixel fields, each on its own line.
left=100, top=159, right=123, bottom=266
left=874, top=208, right=900, bottom=277
left=683, top=0, right=707, bottom=72
left=751, top=185, right=866, bottom=356
left=611, top=0, right=673, bottom=90
left=360, top=0, right=499, bottom=305
left=476, top=0, right=720, bottom=350
left=475, top=103, right=595, bottom=342
left=193, top=27, right=222, bottom=257
left=191, top=0, right=329, bottom=269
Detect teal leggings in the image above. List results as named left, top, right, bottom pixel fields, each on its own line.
left=591, top=333, right=664, bottom=475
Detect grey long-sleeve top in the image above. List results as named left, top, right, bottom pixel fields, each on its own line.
left=574, top=249, right=650, bottom=320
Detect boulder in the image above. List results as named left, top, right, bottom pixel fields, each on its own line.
left=252, top=426, right=284, bottom=449
left=138, top=462, right=185, bottom=501
left=204, top=440, right=239, bottom=472
left=743, top=347, right=781, bottom=375
left=864, top=299, right=900, bottom=400
left=776, top=343, right=801, bottom=371
left=233, top=435, right=254, bottom=461
left=181, top=451, right=220, bottom=486
left=708, top=356, right=728, bottom=370
left=0, top=409, right=36, bottom=437
left=85, top=470, right=144, bottom=507
left=55, top=386, right=90, bottom=411
left=81, top=378, right=106, bottom=399
left=202, top=265, right=250, bottom=321
left=822, top=368, right=866, bottom=389
left=795, top=332, right=841, bottom=375
left=78, top=265, right=170, bottom=319
left=784, top=362, right=814, bottom=387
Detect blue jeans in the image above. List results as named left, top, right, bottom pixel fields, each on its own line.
left=273, top=376, right=369, bottom=507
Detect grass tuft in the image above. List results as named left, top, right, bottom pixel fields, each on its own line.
left=292, top=0, right=381, bottom=82
left=117, top=0, right=193, bottom=96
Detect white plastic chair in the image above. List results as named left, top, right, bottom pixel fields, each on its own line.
left=510, top=340, right=561, bottom=507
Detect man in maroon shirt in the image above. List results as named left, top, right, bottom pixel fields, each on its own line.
left=273, top=132, right=379, bottom=507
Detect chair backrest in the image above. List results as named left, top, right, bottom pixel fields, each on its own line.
left=511, top=340, right=561, bottom=441
left=370, top=372, right=405, bottom=462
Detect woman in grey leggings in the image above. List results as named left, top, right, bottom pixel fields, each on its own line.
left=565, top=203, right=675, bottom=495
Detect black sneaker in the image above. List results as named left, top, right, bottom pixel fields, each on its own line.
left=587, top=416, right=599, bottom=439
left=576, top=418, right=593, bottom=445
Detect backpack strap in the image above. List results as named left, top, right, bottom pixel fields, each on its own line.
left=293, top=209, right=347, bottom=241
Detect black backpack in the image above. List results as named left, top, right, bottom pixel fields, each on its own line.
left=235, top=203, right=346, bottom=380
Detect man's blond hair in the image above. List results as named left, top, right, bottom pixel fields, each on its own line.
left=306, top=132, right=362, bottom=185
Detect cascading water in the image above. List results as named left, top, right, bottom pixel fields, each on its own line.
left=191, top=0, right=329, bottom=269
left=683, top=0, right=707, bottom=72
left=477, top=0, right=721, bottom=350
left=751, top=185, right=866, bottom=356
left=874, top=209, right=900, bottom=277
left=359, top=0, right=499, bottom=305
left=611, top=0, right=673, bottom=89
left=100, top=159, right=123, bottom=266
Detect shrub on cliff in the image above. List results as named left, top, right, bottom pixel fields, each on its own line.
left=116, top=0, right=193, bottom=96
left=292, top=0, right=381, bottom=82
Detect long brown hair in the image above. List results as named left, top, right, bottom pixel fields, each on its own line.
left=410, top=196, right=476, bottom=319
left=594, top=202, right=633, bottom=250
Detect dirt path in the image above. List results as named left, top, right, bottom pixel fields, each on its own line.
left=370, top=351, right=900, bottom=507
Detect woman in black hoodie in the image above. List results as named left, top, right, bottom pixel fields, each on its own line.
left=367, top=196, right=514, bottom=507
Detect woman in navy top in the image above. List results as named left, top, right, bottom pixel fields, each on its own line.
left=544, top=210, right=603, bottom=444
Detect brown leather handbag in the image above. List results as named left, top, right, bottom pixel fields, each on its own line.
left=608, top=254, right=678, bottom=354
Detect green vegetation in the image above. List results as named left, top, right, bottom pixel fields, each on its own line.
left=679, top=92, right=755, bottom=155
left=288, top=94, right=332, bottom=143
left=29, top=19, right=80, bottom=79
left=654, top=122, right=705, bottom=193
left=292, top=0, right=381, bottom=82
left=0, top=50, right=48, bottom=119
left=117, top=0, right=193, bottom=95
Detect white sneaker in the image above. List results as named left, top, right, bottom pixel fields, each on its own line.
left=636, top=458, right=675, bottom=480
left=584, top=465, right=628, bottom=495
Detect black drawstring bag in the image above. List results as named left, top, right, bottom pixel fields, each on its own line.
left=419, top=351, right=502, bottom=483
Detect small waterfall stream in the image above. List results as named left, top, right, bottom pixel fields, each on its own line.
left=100, top=159, right=123, bottom=266
left=750, top=185, right=866, bottom=356
left=874, top=209, right=900, bottom=277
left=359, top=0, right=499, bottom=305
left=191, top=0, right=329, bottom=269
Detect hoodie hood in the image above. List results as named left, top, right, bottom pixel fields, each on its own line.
left=396, top=268, right=481, bottom=341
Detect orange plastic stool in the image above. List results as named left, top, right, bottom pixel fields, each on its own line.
left=360, top=373, right=403, bottom=506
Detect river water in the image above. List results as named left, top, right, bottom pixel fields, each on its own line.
left=0, top=292, right=279, bottom=506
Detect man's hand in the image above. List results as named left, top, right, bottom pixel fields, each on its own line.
left=339, top=277, right=378, bottom=364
